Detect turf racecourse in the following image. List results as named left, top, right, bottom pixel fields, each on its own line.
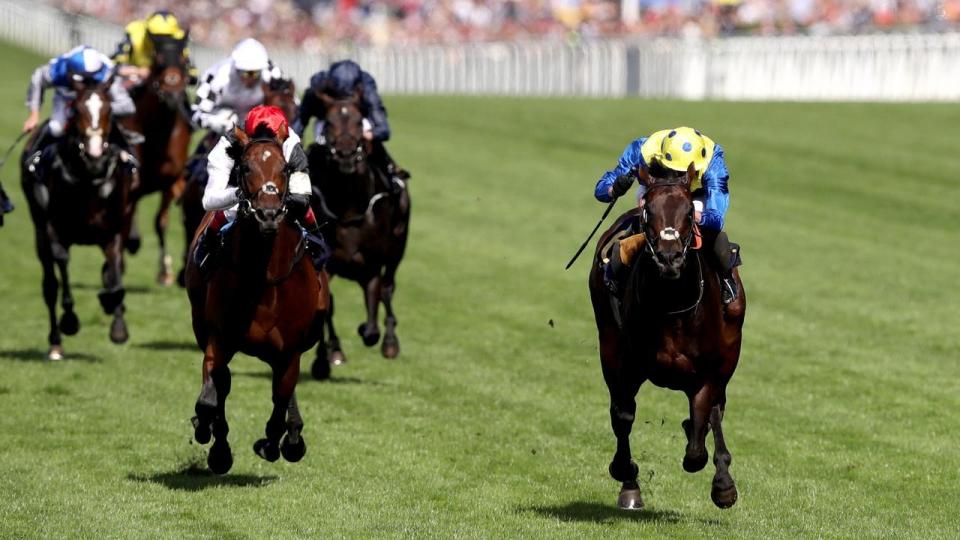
left=0, top=40, right=958, bottom=539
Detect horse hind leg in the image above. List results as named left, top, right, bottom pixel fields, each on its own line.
left=357, top=274, right=382, bottom=347
left=709, top=397, right=738, bottom=508
left=280, top=392, right=306, bottom=462
left=155, top=187, right=177, bottom=286
left=99, top=236, right=128, bottom=344
left=38, top=243, right=63, bottom=360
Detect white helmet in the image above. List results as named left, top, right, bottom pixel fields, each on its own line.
left=230, top=38, right=269, bottom=72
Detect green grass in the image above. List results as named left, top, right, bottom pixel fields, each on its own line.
left=1, top=40, right=959, bottom=539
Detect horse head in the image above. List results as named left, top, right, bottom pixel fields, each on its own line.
left=262, top=77, right=298, bottom=124
left=638, top=163, right=697, bottom=280
left=231, top=124, right=290, bottom=235
left=319, top=91, right=370, bottom=175
left=147, top=32, right=189, bottom=107
left=70, top=79, right=114, bottom=165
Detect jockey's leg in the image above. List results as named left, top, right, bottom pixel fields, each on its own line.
left=371, top=140, right=408, bottom=194
left=108, top=77, right=137, bottom=118
left=603, top=229, right=645, bottom=327
left=195, top=210, right=230, bottom=277
left=704, top=229, right=740, bottom=305
left=0, top=181, right=14, bottom=216
left=287, top=186, right=329, bottom=272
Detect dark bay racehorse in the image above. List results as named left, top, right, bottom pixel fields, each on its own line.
left=120, top=33, right=193, bottom=286
left=588, top=165, right=746, bottom=510
left=185, top=126, right=328, bottom=474
left=20, top=82, right=137, bottom=360
left=178, top=79, right=300, bottom=288
left=306, top=95, right=410, bottom=380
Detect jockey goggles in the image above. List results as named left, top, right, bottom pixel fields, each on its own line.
left=238, top=69, right=261, bottom=80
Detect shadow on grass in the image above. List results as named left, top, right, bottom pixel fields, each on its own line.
left=522, top=502, right=723, bottom=525
left=128, top=459, right=277, bottom=491
left=73, top=283, right=151, bottom=294
left=136, top=340, right=198, bottom=352
left=0, top=348, right=101, bottom=363
left=233, top=370, right=388, bottom=386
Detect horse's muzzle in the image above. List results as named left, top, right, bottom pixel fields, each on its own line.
left=254, top=207, right=284, bottom=235
left=655, top=249, right=685, bottom=280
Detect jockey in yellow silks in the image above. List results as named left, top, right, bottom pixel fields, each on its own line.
left=112, top=10, right=197, bottom=86
left=595, top=127, right=741, bottom=305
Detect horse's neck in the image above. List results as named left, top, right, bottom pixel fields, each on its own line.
left=327, top=167, right=377, bottom=214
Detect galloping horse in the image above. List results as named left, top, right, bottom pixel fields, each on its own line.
left=588, top=165, right=746, bottom=510
left=185, top=125, right=328, bottom=474
left=177, top=78, right=299, bottom=287
left=306, top=94, right=410, bottom=380
left=20, top=82, right=137, bottom=360
left=121, top=32, right=193, bottom=285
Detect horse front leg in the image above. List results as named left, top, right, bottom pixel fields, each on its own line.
left=380, top=264, right=400, bottom=359
left=194, top=339, right=234, bottom=474
left=682, top=383, right=716, bottom=474
left=357, top=273, right=382, bottom=347
left=53, top=246, right=79, bottom=337
left=709, top=390, right=737, bottom=508
left=99, top=235, right=128, bottom=344
left=36, top=238, right=62, bottom=360
left=255, top=353, right=305, bottom=463
left=601, top=330, right=645, bottom=509
left=155, top=186, right=177, bottom=286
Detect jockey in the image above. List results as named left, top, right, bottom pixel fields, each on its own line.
left=112, top=10, right=197, bottom=87
left=294, top=59, right=408, bottom=192
left=23, top=46, right=136, bottom=156
left=0, top=182, right=13, bottom=224
left=195, top=105, right=327, bottom=276
left=192, top=38, right=285, bottom=136
left=596, top=127, right=741, bottom=305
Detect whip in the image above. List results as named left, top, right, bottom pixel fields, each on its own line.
left=564, top=200, right=617, bottom=270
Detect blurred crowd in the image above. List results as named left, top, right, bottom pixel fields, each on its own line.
left=60, top=0, right=960, bottom=49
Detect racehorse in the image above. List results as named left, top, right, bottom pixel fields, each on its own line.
left=185, top=125, right=328, bottom=474
left=20, top=81, right=137, bottom=360
left=306, top=94, right=410, bottom=380
left=588, top=165, right=746, bottom=510
left=177, top=77, right=300, bottom=288
left=120, top=32, right=192, bottom=286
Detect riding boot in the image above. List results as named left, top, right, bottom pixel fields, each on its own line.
left=372, top=140, right=409, bottom=194
left=196, top=212, right=229, bottom=279
left=711, top=230, right=741, bottom=305
left=288, top=196, right=330, bottom=273
left=0, top=183, right=14, bottom=214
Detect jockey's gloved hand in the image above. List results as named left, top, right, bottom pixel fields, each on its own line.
left=611, top=173, right=635, bottom=198
left=285, top=192, right=311, bottom=220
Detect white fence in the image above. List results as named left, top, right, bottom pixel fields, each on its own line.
left=2, top=0, right=958, bottom=101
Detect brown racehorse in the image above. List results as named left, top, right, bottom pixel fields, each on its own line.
left=120, top=33, right=193, bottom=286
left=185, top=125, right=328, bottom=474
left=305, top=95, right=410, bottom=380
left=588, top=165, right=746, bottom=510
left=20, top=82, right=137, bottom=360
left=177, top=78, right=299, bottom=287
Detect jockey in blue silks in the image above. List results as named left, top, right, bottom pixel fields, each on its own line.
left=596, top=127, right=741, bottom=305
left=293, top=60, right=408, bottom=193
left=22, top=45, right=135, bottom=161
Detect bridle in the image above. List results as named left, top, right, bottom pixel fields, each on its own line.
left=235, top=138, right=289, bottom=226
left=323, top=122, right=366, bottom=164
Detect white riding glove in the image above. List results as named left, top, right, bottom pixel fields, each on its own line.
left=204, top=109, right=238, bottom=134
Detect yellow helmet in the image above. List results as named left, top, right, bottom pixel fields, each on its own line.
left=145, top=11, right=184, bottom=38
left=658, top=127, right=709, bottom=173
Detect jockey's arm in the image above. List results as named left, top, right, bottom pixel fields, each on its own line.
left=699, top=144, right=730, bottom=232
left=202, top=136, right=239, bottom=211
left=360, top=71, right=390, bottom=142
left=23, top=63, right=53, bottom=132
left=282, top=132, right=312, bottom=202
left=192, top=76, right=235, bottom=134
left=595, top=138, right=645, bottom=202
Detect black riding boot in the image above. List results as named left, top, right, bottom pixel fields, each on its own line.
left=0, top=183, right=13, bottom=215
left=195, top=225, right=225, bottom=280
left=711, top=230, right=741, bottom=305
left=605, top=240, right=629, bottom=327
left=371, top=140, right=409, bottom=194
left=287, top=193, right=330, bottom=272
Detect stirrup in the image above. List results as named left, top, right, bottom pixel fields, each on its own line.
left=721, top=276, right=738, bottom=305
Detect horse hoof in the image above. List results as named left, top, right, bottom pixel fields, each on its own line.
left=280, top=432, right=306, bottom=462
left=357, top=324, right=380, bottom=347
left=253, top=438, right=280, bottom=462
left=609, top=460, right=639, bottom=483
left=617, top=485, right=645, bottom=510
left=59, top=312, right=80, bottom=336
left=683, top=451, right=709, bottom=473
left=208, top=438, right=233, bottom=475
left=329, top=349, right=347, bottom=366
left=109, top=318, right=129, bottom=344
left=381, top=336, right=399, bottom=359
left=311, top=358, right=331, bottom=381
left=157, top=272, right=174, bottom=287
left=126, top=236, right=141, bottom=255
left=711, top=484, right=738, bottom=509
left=192, top=415, right=211, bottom=444
left=47, top=345, right=64, bottom=361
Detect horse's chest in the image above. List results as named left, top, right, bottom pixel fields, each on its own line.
left=636, top=330, right=700, bottom=389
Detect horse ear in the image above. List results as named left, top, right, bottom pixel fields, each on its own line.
left=637, top=166, right=653, bottom=187
left=233, top=125, right=249, bottom=147
left=276, top=122, right=289, bottom=142
left=684, top=163, right=696, bottom=189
